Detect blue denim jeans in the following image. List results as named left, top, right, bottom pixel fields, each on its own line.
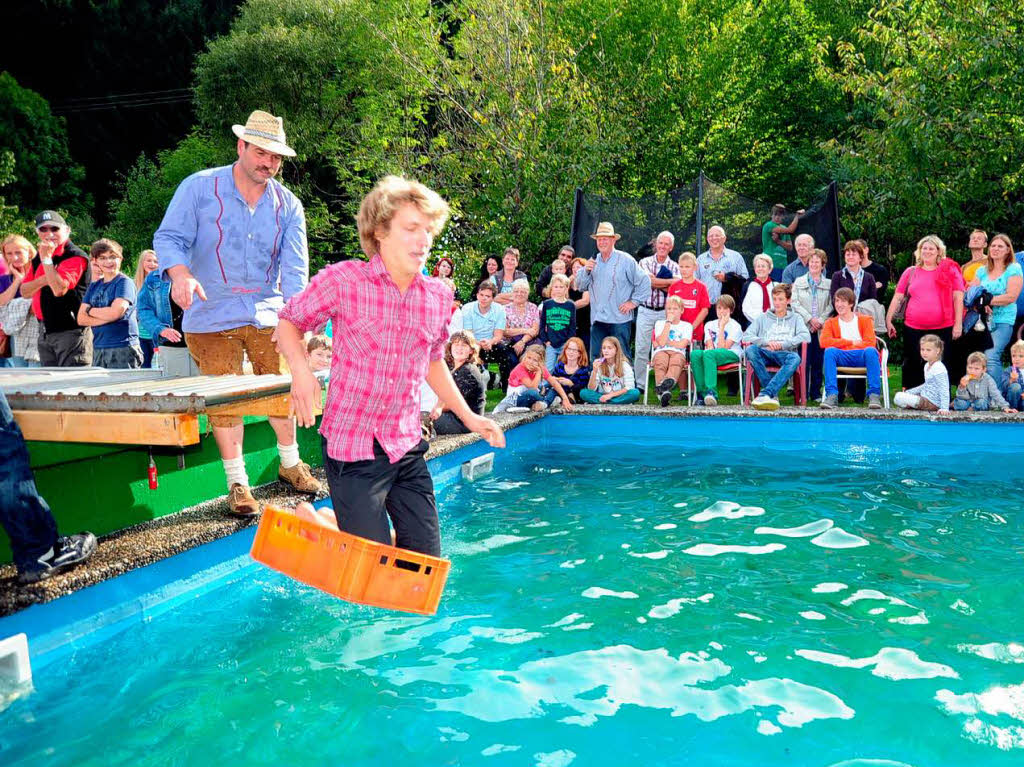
left=1002, top=381, right=1023, bottom=410
left=590, top=321, right=633, bottom=366
left=953, top=397, right=991, bottom=411
left=822, top=347, right=881, bottom=396
left=986, top=323, right=1013, bottom=376
left=0, top=389, right=59, bottom=573
left=746, top=345, right=801, bottom=399
left=515, top=385, right=558, bottom=408
left=545, top=343, right=564, bottom=373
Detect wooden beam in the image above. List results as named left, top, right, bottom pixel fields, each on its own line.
left=205, top=392, right=322, bottom=419
left=13, top=410, right=200, bottom=446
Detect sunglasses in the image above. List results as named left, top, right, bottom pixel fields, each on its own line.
left=37, top=226, right=60, bottom=233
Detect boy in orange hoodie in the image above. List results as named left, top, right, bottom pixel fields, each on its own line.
left=820, top=287, right=882, bottom=409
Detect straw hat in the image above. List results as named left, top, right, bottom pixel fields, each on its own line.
left=231, top=110, right=296, bottom=157
left=590, top=222, right=621, bottom=240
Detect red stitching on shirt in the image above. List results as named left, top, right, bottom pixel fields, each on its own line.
left=213, top=177, right=228, bottom=283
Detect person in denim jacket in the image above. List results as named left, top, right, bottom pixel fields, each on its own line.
left=137, top=269, right=198, bottom=377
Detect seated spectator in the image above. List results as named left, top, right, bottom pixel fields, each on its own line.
left=503, top=278, right=540, bottom=363
left=1000, top=340, right=1024, bottom=411
left=137, top=267, right=199, bottom=378
left=743, top=283, right=811, bottom=410
left=762, top=204, right=803, bottom=280
left=819, top=287, right=882, bottom=410
left=461, top=280, right=511, bottom=388
left=438, top=276, right=464, bottom=334
left=552, top=336, right=591, bottom=403
left=498, top=343, right=573, bottom=412
left=580, top=336, right=641, bottom=404
left=859, top=239, right=889, bottom=295
left=76, top=239, right=142, bottom=369
left=781, top=234, right=815, bottom=285
left=0, top=235, right=41, bottom=367
left=831, top=240, right=878, bottom=307
left=690, top=294, right=743, bottom=407
left=134, top=249, right=159, bottom=367
left=538, top=274, right=576, bottom=371
left=894, top=334, right=950, bottom=413
left=667, top=251, right=711, bottom=342
left=540, top=251, right=572, bottom=298
left=492, top=247, right=528, bottom=304
left=307, top=334, right=331, bottom=375
left=430, top=331, right=489, bottom=433
left=432, top=256, right=455, bottom=279
left=791, top=248, right=832, bottom=402
left=650, top=295, right=693, bottom=407
left=740, top=253, right=776, bottom=328
left=1, top=388, right=96, bottom=583
left=954, top=351, right=1015, bottom=413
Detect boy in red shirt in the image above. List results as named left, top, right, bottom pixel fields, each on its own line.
left=667, top=252, right=711, bottom=341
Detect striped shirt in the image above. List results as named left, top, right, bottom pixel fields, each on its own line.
left=278, top=255, right=452, bottom=463
left=639, top=255, right=680, bottom=310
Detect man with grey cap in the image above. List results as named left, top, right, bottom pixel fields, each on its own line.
left=154, top=109, right=319, bottom=516
left=18, top=210, right=92, bottom=366
left=574, top=222, right=651, bottom=363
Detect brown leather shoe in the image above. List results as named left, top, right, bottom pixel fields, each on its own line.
left=227, top=484, right=260, bottom=517
left=278, top=461, right=323, bottom=494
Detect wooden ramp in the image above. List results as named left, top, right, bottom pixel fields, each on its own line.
left=1, top=368, right=322, bottom=446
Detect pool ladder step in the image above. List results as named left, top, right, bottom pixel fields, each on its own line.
left=461, top=452, right=495, bottom=481
left=0, top=633, right=32, bottom=709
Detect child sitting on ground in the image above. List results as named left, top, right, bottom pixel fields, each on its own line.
left=580, top=336, right=641, bottom=404
left=954, top=351, right=1016, bottom=413
left=689, top=294, right=743, bottom=407
left=894, top=334, right=950, bottom=414
left=650, top=295, right=693, bottom=406
left=551, top=336, right=591, bottom=402
left=496, top=344, right=574, bottom=412
left=999, top=340, right=1024, bottom=411
left=307, top=334, right=332, bottom=376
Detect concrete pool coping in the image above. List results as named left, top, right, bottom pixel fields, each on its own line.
left=1, top=403, right=1018, bottom=616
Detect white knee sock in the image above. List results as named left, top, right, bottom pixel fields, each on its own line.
left=223, top=456, right=248, bottom=490
left=278, top=442, right=300, bottom=470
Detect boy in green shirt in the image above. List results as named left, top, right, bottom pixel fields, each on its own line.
left=761, top=204, right=804, bottom=278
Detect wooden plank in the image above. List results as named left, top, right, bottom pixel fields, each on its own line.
left=205, top=392, right=321, bottom=419
left=13, top=410, right=200, bottom=446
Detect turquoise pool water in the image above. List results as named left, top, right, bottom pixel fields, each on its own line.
left=3, top=417, right=1023, bottom=766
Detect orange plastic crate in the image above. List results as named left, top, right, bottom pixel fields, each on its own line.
left=250, top=506, right=451, bottom=615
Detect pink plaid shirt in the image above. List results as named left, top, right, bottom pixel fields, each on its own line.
left=279, top=255, right=452, bottom=463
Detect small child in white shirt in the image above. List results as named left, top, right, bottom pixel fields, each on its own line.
left=894, top=334, right=949, bottom=413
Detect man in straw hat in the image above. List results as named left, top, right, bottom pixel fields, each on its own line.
left=574, top=222, right=651, bottom=364
left=274, top=175, right=505, bottom=556
left=154, top=110, right=321, bottom=517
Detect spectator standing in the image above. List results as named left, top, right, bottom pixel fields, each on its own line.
left=538, top=274, right=576, bottom=371
left=962, top=230, right=988, bottom=283
left=574, top=221, right=651, bottom=364
left=791, top=249, right=833, bottom=402
left=0, top=235, right=41, bottom=367
left=535, top=245, right=575, bottom=298
left=697, top=225, right=748, bottom=304
left=569, top=258, right=591, bottom=351
left=134, top=249, right=159, bottom=367
left=781, top=234, right=815, bottom=285
left=886, top=235, right=965, bottom=390
left=154, top=110, right=319, bottom=515
left=76, top=239, right=142, bottom=369
left=859, top=239, right=890, bottom=296
left=137, top=268, right=199, bottom=378
left=18, top=210, right=91, bottom=366
left=970, top=233, right=1022, bottom=374
left=761, top=204, right=803, bottom=280
left=635, top=231, right=681, bottom=394
left=668, top=251, right=711, bottom=343
left=830, top=241, right=878, bottom=307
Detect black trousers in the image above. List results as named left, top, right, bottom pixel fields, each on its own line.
left=901, top=325, right=953, bottom=390
left=322, top=438, right=440, bottom=556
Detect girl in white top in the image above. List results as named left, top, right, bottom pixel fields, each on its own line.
left=650, top=295, right=693, bottom=405
left=894, top=334, right=950, bottom=413
left=580, top=336, right=641, bottom=404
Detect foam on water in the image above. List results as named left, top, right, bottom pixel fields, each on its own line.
left=756, top=519, right=834, bottom=537
left=688, top=501, right=765, bottom=522
left=684, top=543, right=786, bottom=557
left=581, top=587, right=639, bottom=600
left=796, top=648, right=959, bottom=680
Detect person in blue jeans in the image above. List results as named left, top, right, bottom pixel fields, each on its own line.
left=999, top=340, right=1024, bottom=410
left=969, top=234, right=1022, bottom=375
left=742, top=283, right=810, bottom=410
left=0, top=389, right=97, bottom=584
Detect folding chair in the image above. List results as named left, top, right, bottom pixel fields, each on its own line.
left=687, top=354, right=743, bottom=405
left=834, top=338, right=890, bottom=408
left=644, top=344, right=690, bottom=405
left=744, top=343, right=808, bottom=406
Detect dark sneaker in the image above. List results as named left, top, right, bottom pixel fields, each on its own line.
left=660, top=378, right=676, bottom=394
left=820, top=394, right=839, bottom=409
left=660, top=390, right=671, bottom=407
left=18, top=532, right=98, bottom=585
left=868, top=394, right=882, bottom=409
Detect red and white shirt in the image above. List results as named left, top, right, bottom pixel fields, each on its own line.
left=278, top=255, right=453, bottom=463
left=667, top=278, right=711, bottom=339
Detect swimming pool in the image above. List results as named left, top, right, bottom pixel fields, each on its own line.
left=2, top=416, right=1022, bottom=766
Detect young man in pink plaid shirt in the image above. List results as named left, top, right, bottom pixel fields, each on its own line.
left=274, top=176, right=504, bottom=556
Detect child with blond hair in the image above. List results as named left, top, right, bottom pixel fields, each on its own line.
left=894, top=334, right=950, bottom=413
left=999, top=340, right=1024, bottom=411
left=954, top=351, right=1015, bottom=413
left=581, top=336, right=641, bottom=404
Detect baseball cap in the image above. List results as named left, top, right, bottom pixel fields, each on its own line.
left=35, top=210, right=68, bottom=229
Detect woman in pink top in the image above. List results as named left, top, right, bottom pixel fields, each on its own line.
left=885, top=235, right=965, bottom=389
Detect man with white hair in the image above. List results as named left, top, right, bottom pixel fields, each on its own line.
left=697, top=226, right=748, bottom=304
left=575, top=222, right=651, bottom=364
left=635, top=231, right=680, bottom=393
left=781, top=233, right=817, bottom=284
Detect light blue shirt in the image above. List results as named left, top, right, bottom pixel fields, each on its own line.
left=574, top=248, right=651, bottom=324
left=697, top=248, right=748, bottom=302
left=781, top=259, right=810, bottom=285
left=976, top=263, right=1023, bottom=326
left=154, top=164, right=309, bottom=333
left=461, top=300, right=507, bottom=340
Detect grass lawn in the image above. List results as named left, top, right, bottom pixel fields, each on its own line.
left=483, top=364, right=906, bottom=412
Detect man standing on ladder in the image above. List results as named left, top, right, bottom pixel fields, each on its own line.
left=155, top=110, right=322, bottom=516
